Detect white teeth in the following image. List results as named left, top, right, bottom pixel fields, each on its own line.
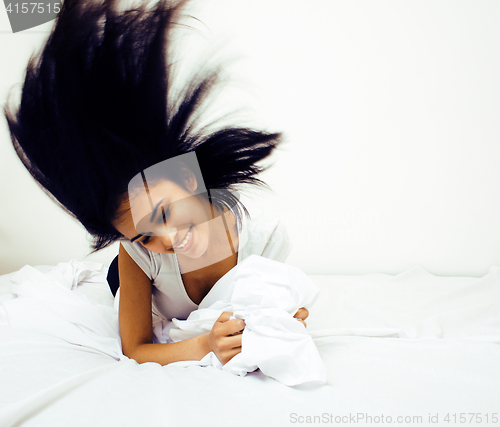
left=175, top=227, right=192, bottom=249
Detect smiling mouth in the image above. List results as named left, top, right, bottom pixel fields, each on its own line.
left=174, top=225, right=193, bottom=250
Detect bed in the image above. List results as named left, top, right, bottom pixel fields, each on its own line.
left=0, top=260, right=499, bottom=427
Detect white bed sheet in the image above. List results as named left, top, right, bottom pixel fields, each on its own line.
left=1, top=263, right=499, bottom=427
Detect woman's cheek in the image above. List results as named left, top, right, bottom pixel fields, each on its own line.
left=190, top=223, right=211, bottom=258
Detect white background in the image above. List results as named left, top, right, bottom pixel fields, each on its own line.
left=1, top=0, right=499, bottom=276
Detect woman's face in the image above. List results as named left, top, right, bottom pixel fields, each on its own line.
left=113, top=178, right=212, bottom=259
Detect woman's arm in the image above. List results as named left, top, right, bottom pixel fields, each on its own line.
left=118, top=243, right=244, bottom=365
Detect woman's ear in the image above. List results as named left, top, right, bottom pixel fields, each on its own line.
left=181, top=167, right=198, bottom=193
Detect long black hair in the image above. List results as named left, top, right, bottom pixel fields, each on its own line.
left=3, top=0, right=282, bottom=252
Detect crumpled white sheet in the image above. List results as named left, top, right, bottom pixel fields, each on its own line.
left=0, top=260, right=124, bottom=361
left=154, top=255, right=327, bottom=386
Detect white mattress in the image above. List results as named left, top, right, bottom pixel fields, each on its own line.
left=1, top=262, right=499, bottom=427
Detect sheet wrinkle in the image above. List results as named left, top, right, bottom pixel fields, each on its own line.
left=0, top=261, right=124, bottom=361
left=161, top=255, right=327, bottom=386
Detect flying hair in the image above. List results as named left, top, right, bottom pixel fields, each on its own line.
left=3, top=0, right=282, bottom=252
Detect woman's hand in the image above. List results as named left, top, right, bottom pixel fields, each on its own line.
left=205, top=308, right=307, bottom=365
left=207, top=311, right=245, bottom=365
left=294, top=307, right=309, bottom=327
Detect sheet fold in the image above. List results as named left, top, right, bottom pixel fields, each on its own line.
left=0, top=261, right=123, bottom=361
left=161, top=255, right=327, bottom=386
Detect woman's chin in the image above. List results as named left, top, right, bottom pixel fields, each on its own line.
left=183, top=243, right=208, bottom=259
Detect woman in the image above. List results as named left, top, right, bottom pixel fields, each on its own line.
left=3, top=0, right=308, bottom=365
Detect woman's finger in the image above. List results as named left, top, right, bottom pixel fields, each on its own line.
left=215, top=317, right=245, bottom=337
left=224, top=334, right=243, bottom=349
left=294, top=307, right=309, bottom=320
left=220, top=345, right=242, bottom=365
left=216, top=311, right=233, bottom=323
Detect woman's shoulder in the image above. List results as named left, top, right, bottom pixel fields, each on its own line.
left=120, top=240, right=166, bottom=280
